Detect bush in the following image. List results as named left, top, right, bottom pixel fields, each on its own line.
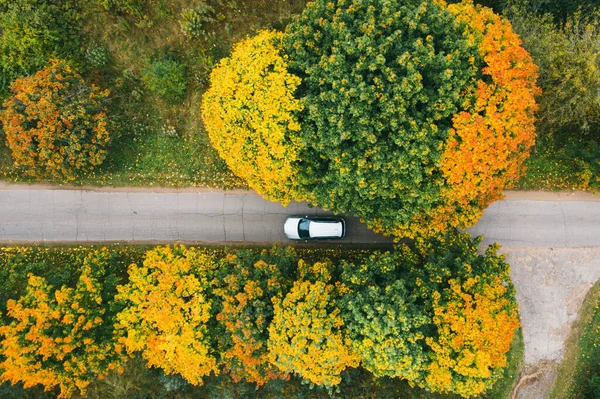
left=180, top=3, right=217, bottom=40
left=0, top=0, right=83, bottom=98
left=0, top=241, right=520, bottom=397
left=1, top=59, right=111, bottom=182
left=85, top=42, right=111, bottom=69
left=142, top=57, right=188, bottom=104
left=339, top=255, right=429, bottom=383
left=505, top=5, right=600, bottom=137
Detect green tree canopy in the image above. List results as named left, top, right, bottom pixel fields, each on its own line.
left=339, top=231, right=520, bottom=397
left=285, top=0, right=481, bottom=232
left=506, top=5, right=600, bottom=136
left=202, top=0, right=539, bottom=239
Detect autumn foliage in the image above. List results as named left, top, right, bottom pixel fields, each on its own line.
left=426, top=1, right=540, bottom=238
left=426, top=276, right=520, bottom=396
left=268, top=260, right=359, bottom=388
left=202, top=0, right=540, bottom=239
left=0, top=249, right=125, bottom=399
left=213, top=247, right=295, bottom=386
left=408, top=233, right=520, bottom=397
left=1, top=59, right=111, bottom=182
left=338, top=232, right=519, bottom=397
left=201, top=30, right=304, bottom=204
left=115, top=246, right=220, bottom=385
left=0, top=238, right=519, bottom=397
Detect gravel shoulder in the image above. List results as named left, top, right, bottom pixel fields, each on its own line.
left=503, top=247, right=600, bottom=399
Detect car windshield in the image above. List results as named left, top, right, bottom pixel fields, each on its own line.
left=298, top=218, right=311, bottom=239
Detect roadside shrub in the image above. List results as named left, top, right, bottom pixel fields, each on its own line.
left=1, top=59, right=111, bottom=182
left=0, top=241, right=520, bottom=397
left=505, top=5, right=600, bottom=137
left=142, top=57, right=188, bottom=104
left=0, top=0, right=83, bottom=98
left=411, top=233, right=520, bottom=397
left=288, top=0, right=538, bottom=239
left=432, top=2, right=539, bottom=236
left=339, top=252, right=430, bottom=383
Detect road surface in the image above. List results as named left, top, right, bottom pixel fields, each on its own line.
left=0, top=187, right=390, bottom=244
left=1, top=185, right=599, bottom=247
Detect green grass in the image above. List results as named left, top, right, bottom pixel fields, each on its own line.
left=0, top=0, right=306, bottom=189
left=515, top=150, right=590, bottom=191
left=513, top=136, right=600, bottom=192
left=549, top=281, right=600, bottom=399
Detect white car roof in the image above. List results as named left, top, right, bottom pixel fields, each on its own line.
left=309, top=220, right=343, bottom=238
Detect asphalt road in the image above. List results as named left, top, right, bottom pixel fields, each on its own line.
left=0, top=187, right=391, bottom=244
left=1, top=185, right=599, bottom=246
left=468, top=197, right=600, bottom=247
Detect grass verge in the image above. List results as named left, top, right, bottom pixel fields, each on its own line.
left=549, top=280, right=600, bottom=399
left=514, top=136, right=600, bottom=192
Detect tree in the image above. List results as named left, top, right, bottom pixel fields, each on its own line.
left=283, top=0, right=538, bottom=239
left=115, top=246, right=219, bottom=385
left=505, top=0, right=598, bottom=23
left=339, top=251, right=430, bottom=382
left=0, top=249, right=125, bottom=399
left=203, top=0, right=539, bottom=239
left=339, top=231, right=520, bottom=398
left=409, top=232, right=520, bottom=397
left=430, top=1, right=540, bottom=237
left=284, top=0, right=484, bottom=238
left=213, top=246, right=295, bottom=386
left=1, top=59, right=111, bottom=182
left=201, top=30, right=304, bottom=204
left=267, top=259, right=359, bottom=389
